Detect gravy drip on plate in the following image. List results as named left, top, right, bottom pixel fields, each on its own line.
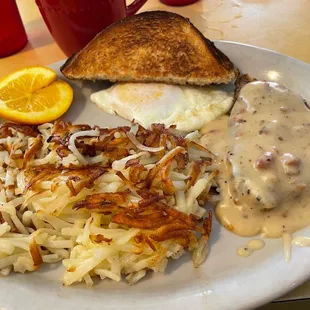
left=292, top=236, right=310, bottom=247
left=237, top=239, right=265, bottom=257
left=201, top=81, right=310, bottom=238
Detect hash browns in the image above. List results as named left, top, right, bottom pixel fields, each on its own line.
left=0, top=121, right=217, bottom=285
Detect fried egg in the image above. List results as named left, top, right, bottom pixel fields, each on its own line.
left=90, top=83, right=233, bottom=132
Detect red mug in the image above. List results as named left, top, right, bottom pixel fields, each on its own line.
left=35, top=0, right=148, bottom=56
left=160, top=0, right=198, bottom=6
left=0, top=0, right=28, bottom=58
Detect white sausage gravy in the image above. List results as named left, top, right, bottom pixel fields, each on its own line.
left=201, top=81, right=310, bottom=238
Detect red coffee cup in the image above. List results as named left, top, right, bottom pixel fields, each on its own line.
left=160, top=0, right=198, bottom=6
left=35, top=0, right=148, bottom=57
left=0, top=0, right=28, bottom=58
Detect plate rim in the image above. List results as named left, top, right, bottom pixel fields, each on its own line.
left=216, top=40, right=310, bottom=67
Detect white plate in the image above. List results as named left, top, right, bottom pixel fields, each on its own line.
left=2, top=41, right=310, bottom=310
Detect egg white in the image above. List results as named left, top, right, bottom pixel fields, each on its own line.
left=90, top=82, right=233, bottom=132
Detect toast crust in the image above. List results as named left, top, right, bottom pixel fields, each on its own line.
left=61, top=11, right=235, bottom=85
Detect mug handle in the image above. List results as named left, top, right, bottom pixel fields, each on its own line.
left=126, top=0, right=148, bottom=16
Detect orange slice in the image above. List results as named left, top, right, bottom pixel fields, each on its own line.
left=0, top=66, right=73, bottom=124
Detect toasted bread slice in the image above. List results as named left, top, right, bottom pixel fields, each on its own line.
left=61, top=11, right=235, bottom=85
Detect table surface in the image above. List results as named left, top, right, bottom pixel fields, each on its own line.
left=1, top=0, right=310, bottom=77
left=1, top=0, right=310, bottom=306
